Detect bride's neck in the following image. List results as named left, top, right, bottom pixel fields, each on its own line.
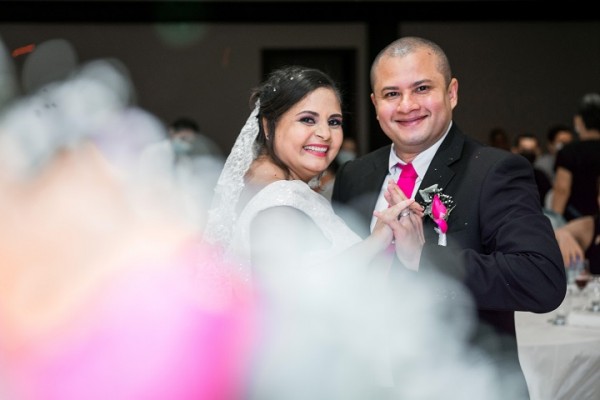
left=245, top=156, right=287, bottom=186
left=236, top=157, right=286, bottom=214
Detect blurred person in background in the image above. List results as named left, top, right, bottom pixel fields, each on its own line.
left=551, top=93, right=600, bottom=221
left=554, top=177, right=600, bottom=274
left=535, top=123, right=575, bottom=184
left=511, top=132, right=552, bottom=208
left=138, top=116, right=224, bottom=230
left=488, top=126, right=511, bottom=151
left=336, top=136, right=358, bottom=165
left=168, top=116, right=223, bottom=159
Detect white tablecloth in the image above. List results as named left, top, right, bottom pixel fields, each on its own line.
left=516, top=310, right=600, bottom=400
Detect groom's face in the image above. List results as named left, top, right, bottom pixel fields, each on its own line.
left=370, top=49, right=458, bottom=161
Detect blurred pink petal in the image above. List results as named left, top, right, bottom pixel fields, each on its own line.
left=7, top=242, right=257, bottom=400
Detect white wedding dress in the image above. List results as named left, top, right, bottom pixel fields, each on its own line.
left=223, top=179, right=399, bottom=394
left=227, top=179, right=361, bottom=282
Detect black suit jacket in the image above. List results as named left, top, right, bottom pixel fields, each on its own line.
left=332, top=123, right=566, bottom=392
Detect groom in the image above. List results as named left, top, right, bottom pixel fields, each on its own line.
left=332, top=36, right=566, bottom=396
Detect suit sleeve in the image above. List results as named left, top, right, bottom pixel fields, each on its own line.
left=421, top=154, right=567, bottom=313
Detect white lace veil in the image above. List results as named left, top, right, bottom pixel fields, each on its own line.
left=202, top=101, right=260, bottom=251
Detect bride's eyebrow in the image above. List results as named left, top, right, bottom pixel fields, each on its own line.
left=296, top=111, right=343, bottom=119
left=295, top=110, right=318, bottom=117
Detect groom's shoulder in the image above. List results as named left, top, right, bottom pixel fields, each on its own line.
left=457, top=130, right=514, bottom=162
left=458, top=139, right=530, bottom=178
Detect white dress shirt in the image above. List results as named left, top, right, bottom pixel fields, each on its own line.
left=369, top=122, right=452, bottom=232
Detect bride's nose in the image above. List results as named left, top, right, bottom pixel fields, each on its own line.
left=314, top=123, right=331, bottom=140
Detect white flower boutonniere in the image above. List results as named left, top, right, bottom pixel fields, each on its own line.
left=418, top=184, right=456, bottom=246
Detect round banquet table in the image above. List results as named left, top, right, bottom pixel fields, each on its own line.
left=516, top=309, right=600, bottom=400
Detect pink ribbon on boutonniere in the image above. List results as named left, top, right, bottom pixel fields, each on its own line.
left=418, top=184, right=454, bottom=247
left=431, top=194, right=448, bottom=234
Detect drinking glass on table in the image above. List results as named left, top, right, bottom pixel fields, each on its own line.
left=571, top=259, right=591, bottom=311
left=574, top=259, right=591, bottom=290
left=550, top=285, right=573, bottom=325
left=588, top=275, right=600, bottom=313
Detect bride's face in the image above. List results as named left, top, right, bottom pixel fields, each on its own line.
left=273, top=87, right=343, bottom=183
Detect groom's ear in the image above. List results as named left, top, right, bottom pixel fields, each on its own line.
left=448, top=78, right=458, bottom=110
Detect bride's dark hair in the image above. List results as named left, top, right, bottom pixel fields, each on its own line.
left=249, top=65, right=342, bottom=178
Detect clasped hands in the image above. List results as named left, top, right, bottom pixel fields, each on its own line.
left=373, top=179, right=425, bottom=271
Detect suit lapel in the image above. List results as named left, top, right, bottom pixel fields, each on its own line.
left=368, top=148, right=391, bottom=187
left=362, top=146, right=392, bottom=212
left=415, top=125, right=464, bottom=204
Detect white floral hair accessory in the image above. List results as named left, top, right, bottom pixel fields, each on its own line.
left=418, top=184, right=455, bottom=246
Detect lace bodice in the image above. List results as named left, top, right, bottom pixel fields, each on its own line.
left=227, top=180, right=361, bottom=282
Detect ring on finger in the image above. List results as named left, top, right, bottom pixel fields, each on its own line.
left=400, top=209, right=411, bottom=218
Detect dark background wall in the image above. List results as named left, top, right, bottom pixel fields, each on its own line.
left=0, top=1, right=598, bottom=156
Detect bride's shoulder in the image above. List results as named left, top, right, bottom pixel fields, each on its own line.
left=252, top=180, right=309, bottom=202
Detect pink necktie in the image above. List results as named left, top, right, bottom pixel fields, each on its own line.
left=386, top=163, right=418, bottom=256
left=397, top=163, right=417, bottom=198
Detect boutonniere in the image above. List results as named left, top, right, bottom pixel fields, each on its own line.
left=418, top=184, right=455, bottom=246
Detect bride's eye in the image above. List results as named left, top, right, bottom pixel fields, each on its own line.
left=300, top=116, right=316, bottom=124
left=329, top=118, right=343, bottom=127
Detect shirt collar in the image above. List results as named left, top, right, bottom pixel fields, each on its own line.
left=388, top=121, right=452, bottom=179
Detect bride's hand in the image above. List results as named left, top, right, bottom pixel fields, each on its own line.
left=371, top=198, right=415, bottom=248
left=374, top=198, right=425, bottom=271
left=383, top=179, right=424, bottom=217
